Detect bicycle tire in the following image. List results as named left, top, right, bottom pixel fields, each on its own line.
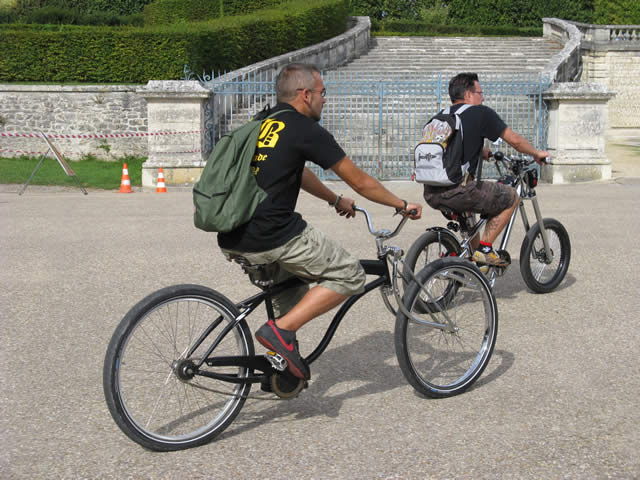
left=519, top=218, right=571, bottom=294
left=103, top=284, right=254, bottom=451
left=403, top=230, right=462, bottom=312
left=395, top=258, right=498, bottom=398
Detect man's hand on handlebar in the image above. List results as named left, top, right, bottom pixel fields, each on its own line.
left=334, top=195, right=357, bottom=218
left=401, top=202, right=422, bottom=220
left=533, top=150, right=551, bottom=165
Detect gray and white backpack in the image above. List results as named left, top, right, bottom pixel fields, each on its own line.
left=413, top=104, right=472, bottom=186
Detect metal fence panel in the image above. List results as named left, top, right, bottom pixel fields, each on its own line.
left=208, top=71, right=551, bottom=180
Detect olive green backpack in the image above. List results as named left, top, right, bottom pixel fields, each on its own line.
left=193, top=109, right=290, bottom=232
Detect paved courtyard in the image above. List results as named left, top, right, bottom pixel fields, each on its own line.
left=1, top=154, right=640, bottom=478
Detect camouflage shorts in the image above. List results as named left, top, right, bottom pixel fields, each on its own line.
left=423, top=180, right=517, bottom=218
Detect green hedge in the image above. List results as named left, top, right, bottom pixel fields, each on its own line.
left=143, top=0, right=283, bottom=25
left=11, top=0, right=153, bottom=16
left=594, top=0, right=640, bottom=24
left=0, top=0, right=349, bottom=83
left=349, top=0, right=433, bottom=20
left=372, top=19, right=542, bottom=36
left=446, top=0, right=594, bottom=27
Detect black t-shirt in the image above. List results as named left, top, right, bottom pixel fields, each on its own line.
left=451, top=103, right=507, bottom=175
left=217, top=103, right=346, bottom=252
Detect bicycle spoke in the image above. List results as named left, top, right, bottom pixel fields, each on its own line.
left=396, top=260, right=497, bottom=398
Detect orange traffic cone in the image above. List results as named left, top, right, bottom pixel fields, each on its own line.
left=156, top=168, right=167, bottom=193
left=118, top=163, right=133, bottom=193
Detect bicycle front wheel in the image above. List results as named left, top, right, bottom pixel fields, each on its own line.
left=395, top=258, right=497, bottom=398
left=103, top=284, right=254, bottom=451
left=519, top=218, right=571, bottom=293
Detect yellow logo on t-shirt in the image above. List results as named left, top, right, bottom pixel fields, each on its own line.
left=257, top=119, right=285, bottom=148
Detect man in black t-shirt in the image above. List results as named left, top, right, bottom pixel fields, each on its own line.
left=422, top=72, right=550, bottom=267
left=220, top=63, right=422, bottom=380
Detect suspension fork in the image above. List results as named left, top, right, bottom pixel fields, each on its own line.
left=530, top=194, right=553, bottom=262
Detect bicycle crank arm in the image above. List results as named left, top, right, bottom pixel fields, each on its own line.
left=205, top=354, right=273, bottom=372
left=195, top=370, right=266, bottom=384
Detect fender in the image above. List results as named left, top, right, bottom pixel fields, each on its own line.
left=422, top=226, right=462, bottom=254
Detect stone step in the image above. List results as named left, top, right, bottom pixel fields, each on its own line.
left=330, top=36, right=563, bottom=76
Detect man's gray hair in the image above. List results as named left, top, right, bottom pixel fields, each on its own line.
left=275, top=63, right=320, bottom=102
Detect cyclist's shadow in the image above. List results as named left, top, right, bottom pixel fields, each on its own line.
left=220, top=330, right=513, bottom=441
left=221, top=330, right=406, bottom=439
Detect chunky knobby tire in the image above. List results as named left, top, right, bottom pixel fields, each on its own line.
left=395, top=258, right=498, bottom=398
left=103, top=284, right=254, bottom=451
left=519, top=218, right=571, bottom=294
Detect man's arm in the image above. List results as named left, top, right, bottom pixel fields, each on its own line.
left=501, top=127, right=550, bottom=164
left=301, top=167, right=356, bottom=218
left=330, top=156, right=422, bottom=218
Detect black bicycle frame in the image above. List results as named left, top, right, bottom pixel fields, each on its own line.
left=194, top=256, right=392, bottom=385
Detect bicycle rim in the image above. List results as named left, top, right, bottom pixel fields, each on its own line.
left=526, top=226, right=565, bottom=286
left=114, top=293, right=251, bottom=448
left=400, top=259, right=497, bottom=397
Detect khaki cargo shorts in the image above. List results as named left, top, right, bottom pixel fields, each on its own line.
left=222, top=224, right=365, bottom=318
left=423, top=180, right=517, bottom=218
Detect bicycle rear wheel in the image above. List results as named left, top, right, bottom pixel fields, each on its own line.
left=103, top=284, right=254, bottom=451
left=402, top=230, right=462, bottom=312
left=395, top=258, right=497, bottom=398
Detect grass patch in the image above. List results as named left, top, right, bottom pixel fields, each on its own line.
left=0, top=155, right=145, bottom=189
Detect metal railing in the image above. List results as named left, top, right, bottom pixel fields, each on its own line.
left=208, top=70, right=552, bottom=180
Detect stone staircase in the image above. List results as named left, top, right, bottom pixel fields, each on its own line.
left=334, top=36, right=564, bottom=75
left=217, top=35, right=566, bottom=178
left=314, top=36, right=564, bottom=175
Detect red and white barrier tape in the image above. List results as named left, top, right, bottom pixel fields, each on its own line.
left=1, top=130, right=202, bottom=139
left=1, top=148, right=202, bottom=155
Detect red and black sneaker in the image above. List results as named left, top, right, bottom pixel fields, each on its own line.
left=255, top=320, right=310, bottom=380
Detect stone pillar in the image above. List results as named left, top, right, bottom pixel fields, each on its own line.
left=137, top=80, right=210, bottom=187
left=542, top=83, right=616, bottom=183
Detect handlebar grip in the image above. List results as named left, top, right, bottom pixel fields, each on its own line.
left=408, top=209, right=418, bottom=216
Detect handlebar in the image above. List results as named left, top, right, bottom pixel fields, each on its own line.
left=491, top=151, right=552, bottom=166
left=354, top=205, right=414, bottom=240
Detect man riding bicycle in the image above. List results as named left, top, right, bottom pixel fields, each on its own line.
left=422, top=72, right=550, bottom=267
left=218, top=63, right=422, bottom=381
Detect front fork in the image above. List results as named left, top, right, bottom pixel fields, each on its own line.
left=503, top=183, right=553, bottom=263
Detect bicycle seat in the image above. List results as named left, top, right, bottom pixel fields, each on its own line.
left=227, top=255, right=274, bottom=288
left=439, top=207, right=488, bottom=227
left=439, top=207, right=465, bottom=221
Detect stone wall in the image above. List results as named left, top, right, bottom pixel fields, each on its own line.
left=0, top=16, right=370, bottom=164
left=0, top=85, right=147, bottom=159
left=571, top=21, right=640, bottom=140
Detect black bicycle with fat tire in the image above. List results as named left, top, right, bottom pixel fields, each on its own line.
left=103, top=206, right=498, bottom=451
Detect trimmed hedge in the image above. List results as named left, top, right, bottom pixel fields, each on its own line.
left=0, top=0, right=349, bottom=83
left=349, top=0, right=433, bottom=20
left=11, top=0, right=153, bottom=16
left=143, top=0, right=283, bottom=25
left=446, top=0, right=594, bottom=27
left=372, top=19, right=542, bottom=37
left=594, top=0, right=640, bottom=24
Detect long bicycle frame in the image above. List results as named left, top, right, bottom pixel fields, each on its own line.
left=191, top=206, right=450, bottom=386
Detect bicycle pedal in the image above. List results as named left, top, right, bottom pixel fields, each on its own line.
left=265, top=351, right=288, bottom=372
left=495, top=249, right=511, bottom=265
